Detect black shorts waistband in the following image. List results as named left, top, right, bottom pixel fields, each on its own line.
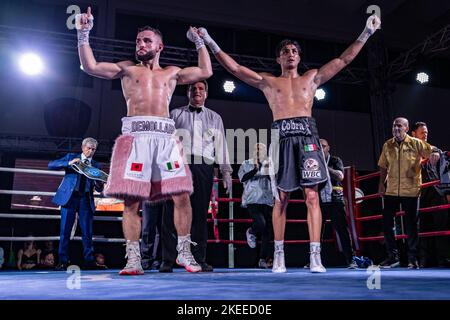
left=271, top=117, right=319, bottom=138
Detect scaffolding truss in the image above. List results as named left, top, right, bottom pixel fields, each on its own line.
left=387, top=24, right=450, bottom=80
left=0, top=134, right=114, bottom=157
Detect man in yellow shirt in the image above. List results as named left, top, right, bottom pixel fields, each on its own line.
left=378, top=117, right=434, bottom=269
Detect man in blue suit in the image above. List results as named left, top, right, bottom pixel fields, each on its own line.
left=48, top=137, right=104, bottom=270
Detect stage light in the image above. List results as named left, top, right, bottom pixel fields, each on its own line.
left=223, top=80, right=236, bottom=93
left=416, top=72, right=429, bottom=84
left=18, top=53, right=44, bottom=76
left=315, top=88, right=326, bottom=100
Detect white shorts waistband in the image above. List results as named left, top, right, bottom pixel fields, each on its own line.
left=121, top=116, right=176, bottom=136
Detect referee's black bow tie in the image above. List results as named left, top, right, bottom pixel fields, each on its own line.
left=188, top=106, right=202, bottom=113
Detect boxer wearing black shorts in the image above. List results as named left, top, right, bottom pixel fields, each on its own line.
left=272, top=117, right=328, bottom=191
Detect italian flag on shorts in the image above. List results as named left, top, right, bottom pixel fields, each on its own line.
left=304, top=144, right=317, bottom=152
left=166, top=161, right=180, bottom=171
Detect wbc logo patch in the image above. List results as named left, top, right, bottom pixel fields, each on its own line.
left=302, top=158, right=321, bottom=179
left=304, top=158, right=319, bottom=170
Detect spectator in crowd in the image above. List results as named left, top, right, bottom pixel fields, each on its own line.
left=40, top=252, right=56, bottom=269
left=238, top=143, right=274, bottom=268
left=17, top=239, right=41, bottom=270
left=95, top=253, right=108, bottom=269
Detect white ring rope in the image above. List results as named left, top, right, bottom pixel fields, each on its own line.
left=11, top=204, right=59, bottom=210
left=0, top=213, right=122, bottom=221
left=0, top=167, right=64, bottom=176
left=1, top=190, right=104, bottom=198
left=0, top=190, right=56, bottom=196
left=0, top=167, right=105, bottom=197
left=0, top=166, right=139, bottom=244
left=0, top=236, right=125, bottom=243
left=0, top=167, right=107, bottom=198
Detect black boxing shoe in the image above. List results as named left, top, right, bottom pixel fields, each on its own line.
left=151, top=260, right=161, bottom=270
left=379, top=257, right=400, bottom=268
left=200, top=263, right=213, bottom=272
left=407, top=259, right=419, bottom=270
left=159, top=261, right=173, bottom=273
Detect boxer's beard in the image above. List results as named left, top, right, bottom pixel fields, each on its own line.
left=136, top=50, right=156, bottom=62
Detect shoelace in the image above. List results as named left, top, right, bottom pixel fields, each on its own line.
left=124, top=244, right=141, bottom=267
left=178, top=239, right=199, bottom=265
left=183, top=251, right=198, bottom=265
left=178, top=238, right=198, bottom=251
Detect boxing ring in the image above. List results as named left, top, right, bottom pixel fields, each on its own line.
left=348, top=163, right=450, bottom=249
left=0, top=165, right=449, bottom=300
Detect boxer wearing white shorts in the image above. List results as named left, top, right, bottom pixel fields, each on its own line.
left=76, top=6, right=212, bottom=275
left=105, top=116, right=193, bottom=202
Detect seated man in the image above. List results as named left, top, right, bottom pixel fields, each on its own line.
left=40, top=252, right=56, bottom=269
left=95, top=253, right=108, bottom=269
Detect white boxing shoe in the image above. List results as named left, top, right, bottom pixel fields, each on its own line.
left=310, top=251, right=326, bottom=273
left=176, top=237, right=201, bottom=273
left=119, top=241, right=144, bottom=276
left=272, top=250, right=287, bottom=273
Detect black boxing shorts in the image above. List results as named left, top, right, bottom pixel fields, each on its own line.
left=270, top=117, right=328, bottom=192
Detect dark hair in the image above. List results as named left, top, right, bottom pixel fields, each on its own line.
left=23, top=238, right=36, bottom=249
left=137, top=26, right=163, bottom=43
left=187, top=80, right=208, bottom=93
left=275, top=39, right=302, bottom=57
left=412, top=121, right=427, bottom=131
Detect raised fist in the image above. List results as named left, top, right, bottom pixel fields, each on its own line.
left=197, top=27, right=221, bottom=54
left=186, top=26, right=205, bottom=50
left=75, top=6, right=94, bottom=31
left=186, top=27, right=200, bottom=42
left=365, top=14, right=381, bottom=35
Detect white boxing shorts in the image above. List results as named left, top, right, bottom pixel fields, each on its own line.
left=104, top=116, right=193, bottom=203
